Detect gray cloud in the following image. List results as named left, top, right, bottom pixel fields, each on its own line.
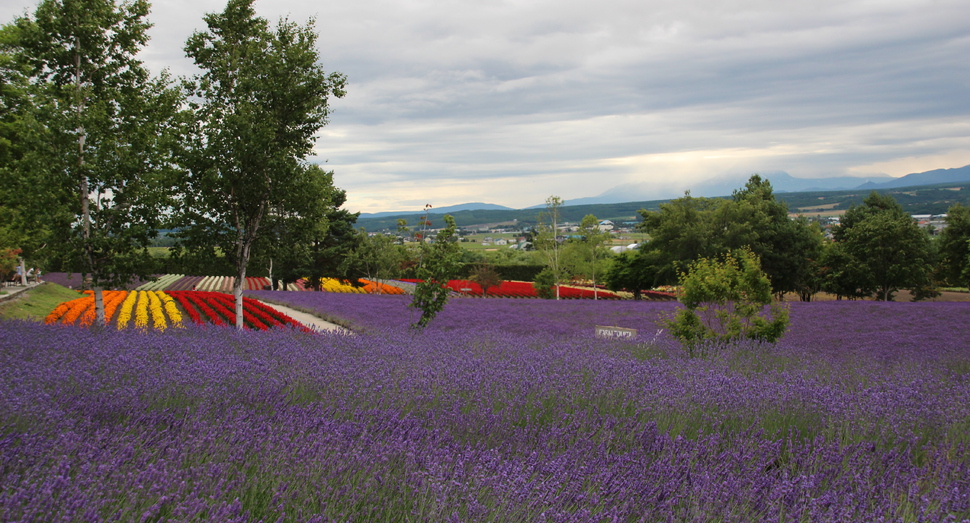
left=4, top=0, right=969, bottom=212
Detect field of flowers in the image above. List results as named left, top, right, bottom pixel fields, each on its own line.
left=3, top=295, right=970, bottom=521
left=43, top=290, right=307, bottom=331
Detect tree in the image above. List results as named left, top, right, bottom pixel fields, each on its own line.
left=179, top=0, right=346, bottom=328
left=8, top=0, right=182, bottom=325
left=667, top=249, right=789, bottom=357
left=341, top=230, right=406, bottom=292
left=410, top=215, right=462, bottom=328
left=638, top=193, right=722, bottom=285
left=469, top=261, right=503, bottom=297
left=638, top=176, right=823, bottom=297
left=534, top=195, right=565, bottom=299
left=0, top=24, right=38, bottom=281
left=729, top=176, right=823, bottom=297
left=563, top=214, right=612, bottom=299
left=603, top=249, right=660, bottom=300
left=834, top=192, right=933, bottom=301
left=938, top=203, right=970, bottom=287
left=817, top=241, right=870, bottom=300
left=532, top=267, right=557, bottom=299
left=247, top=165, right=351, bottom=290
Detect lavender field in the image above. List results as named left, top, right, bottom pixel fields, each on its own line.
left=3, top=295, right=970, bottom=522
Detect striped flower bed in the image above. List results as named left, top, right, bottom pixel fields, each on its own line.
left=45, top=291, right=307, bottom=332
left=45, top=290, right=182, bottom=330
left=135, top=274, right=184, bottom=291
left=167, top=291, right=310, bottom=332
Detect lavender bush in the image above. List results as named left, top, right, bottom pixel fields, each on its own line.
left=2, top=297, right=970, bottom=522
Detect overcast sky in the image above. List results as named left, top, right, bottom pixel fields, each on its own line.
left=4, top=0, right=969, bottom=213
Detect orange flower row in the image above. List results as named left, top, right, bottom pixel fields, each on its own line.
left=359, top=279, right=406, bottom=295
left=78, top=291, right=127, bottom=327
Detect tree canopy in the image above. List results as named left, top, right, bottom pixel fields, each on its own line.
left=636, top=175, right=823, bottom=297
left=832, top=192, right=934, bottom=301
left=938, top=203, right=970, bottom=287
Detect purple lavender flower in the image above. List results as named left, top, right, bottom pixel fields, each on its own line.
left=2, top=299, right=970, bottom=521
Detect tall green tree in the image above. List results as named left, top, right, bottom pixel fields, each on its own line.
left=604, top=249, right=661, bottom=300
left=833, top=191, right=933, bottom=301
left=638, top=193, right=722, bottom=285
left=938, top=203, right=970, bottom=287
left=302, top=203, right=359, bottom=290
left=341, top=230, right=406, bottom=291
left=7, top=0, right=182, bottom=324
left=817, top=241, right=870, bottom=300
left=563, top=214, right=612, bottom=299
left=534, top=195, right=565, bottom=299
left=0, top=24, right=36, bottom=274
left=248, top=165, right=350, bottom=290
left=179, top=0, right=346, bottom=328
left=729, top=176, right=823, bottom=297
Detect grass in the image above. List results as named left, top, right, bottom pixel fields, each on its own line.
left=0, top=282, right=83, bottom=322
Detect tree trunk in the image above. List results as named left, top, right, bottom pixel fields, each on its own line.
left=18, top=257, right=27, bottom=286
left=94, top=286, right=105, bottom=327
left=234, top=262, right=246, bottom=329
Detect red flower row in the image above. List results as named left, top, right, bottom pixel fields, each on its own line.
left=167, top=291, right=309, bottom=331
left=400, top=279, right=623, bottom=299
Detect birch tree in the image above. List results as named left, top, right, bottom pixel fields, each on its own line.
left=8, top=0, right=181, bottom=325
left=179, top=0, right=346, bottom=328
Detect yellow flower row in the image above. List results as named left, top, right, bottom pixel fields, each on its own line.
left=116, top=291, right=138, bottom=328
left=159, top=292, right=183, bottom=327
left=115, top=291, right=182, bottom=330
left=147, top=291, right=165, bottom=330
left=319, top=278, right=367, bottom=294
left=134, top=291, right=150, bottom=329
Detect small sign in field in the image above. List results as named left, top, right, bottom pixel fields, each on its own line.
left=595, top=325, right=637, bottom=338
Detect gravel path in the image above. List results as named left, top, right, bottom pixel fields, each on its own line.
left=257, top=300, right=351, bottom=334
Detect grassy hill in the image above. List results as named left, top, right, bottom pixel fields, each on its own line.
left=0, top=283, right=82, bottom=322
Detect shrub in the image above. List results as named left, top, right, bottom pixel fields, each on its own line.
left=667, top=249, right=789, bottom=356
left=533, top=267, right=557, bottom=299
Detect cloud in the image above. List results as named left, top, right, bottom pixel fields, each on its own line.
left=4, top=0, right=969, bottom=213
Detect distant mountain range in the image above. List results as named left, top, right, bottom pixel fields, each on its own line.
left=358, top=202, right=513, bottom=219
left=562, top=165, right=970, bottom=206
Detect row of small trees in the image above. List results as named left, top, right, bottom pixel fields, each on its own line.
left=0, top=0, right=349, bottom=328
left=605, top=175, right=970, bottom=302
